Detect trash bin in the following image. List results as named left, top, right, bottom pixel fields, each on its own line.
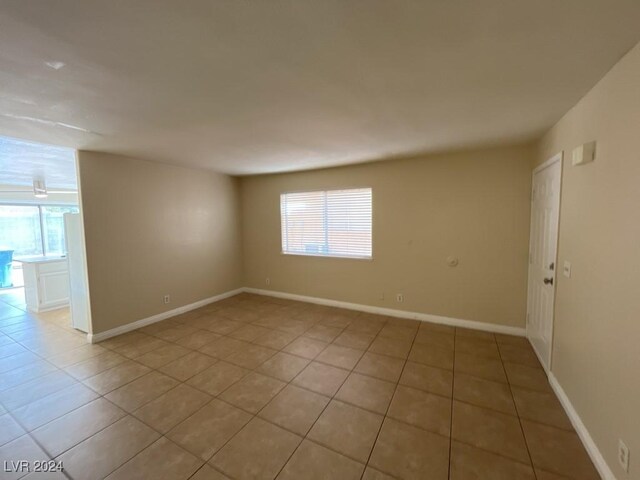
left=0, top=250, right=14, bottom=288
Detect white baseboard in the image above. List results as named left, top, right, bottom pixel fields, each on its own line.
left=243, top=287, right=526, bottom=336
left=87, top=288, right=244, bottom=343
left=548, top=372, right=615, bottom=480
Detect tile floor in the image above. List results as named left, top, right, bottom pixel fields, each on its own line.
left=0, top=292, right=600, bottom=479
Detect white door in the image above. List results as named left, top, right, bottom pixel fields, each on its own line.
left=527, top=153, right=562, bottom=371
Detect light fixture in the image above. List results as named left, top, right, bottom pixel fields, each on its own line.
left=33, top=180, right=48, bottom=198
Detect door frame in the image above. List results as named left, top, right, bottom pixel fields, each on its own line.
left=526, top=151, right=563, bottom=373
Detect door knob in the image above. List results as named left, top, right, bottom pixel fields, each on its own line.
left=543, top=277, right=554, bottom=285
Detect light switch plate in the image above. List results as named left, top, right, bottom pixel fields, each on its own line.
left=563, top=261, right=572, bottom=278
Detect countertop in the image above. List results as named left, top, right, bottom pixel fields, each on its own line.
left=16, top=256, right=68, bottom=264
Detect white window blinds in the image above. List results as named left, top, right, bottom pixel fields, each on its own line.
left=280, top=188, right=372, bottom=259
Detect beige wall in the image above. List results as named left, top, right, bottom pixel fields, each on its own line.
left=241, top=144, right=533, bottom=329
left=535, top=41, right=640, bottom=479
left=77, top=151, right=243, bottom=334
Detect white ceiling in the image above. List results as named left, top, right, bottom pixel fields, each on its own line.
left=0, top=136, right=77, bottom=189
left=1, top=1, right=639, bottom=175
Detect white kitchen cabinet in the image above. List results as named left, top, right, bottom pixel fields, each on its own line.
left=18, top=257, right=70, bottom=313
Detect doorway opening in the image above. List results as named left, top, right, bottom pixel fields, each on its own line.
left=0, top=135, right=91, bottom=337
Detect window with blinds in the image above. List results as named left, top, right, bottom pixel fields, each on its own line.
left=280, top=188, right=372, bottom=259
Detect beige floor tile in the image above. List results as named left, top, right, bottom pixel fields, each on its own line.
left=333, top=331, right=376, bottom=350
left=105, top=371, right=179, bottom=412
left=0, top=370, right=76, bottom=410
left=452, top=401, right=529, bottom=463
left=32, top=397, right=125, bottom=457
left=455, top=352, right=507, bottom=383
left=159, top=351, right=218, bottom=381
left=408, top=343, right=454, bottom=370
left=211, top=417, right=301, bottom=480
left=0, top=435, right=50, bottom=480
left=282, top=337, right=328, bottom=359
left=449, top=440, right=535, bottom=480
left=57, top=415, right=159, bottom=480
left=175, top=330, right=221, bottom=350
left=46, top=343, right=107, bottom=368
left=0, top=360, right=58, bottom=391
left=292, top=362, right=350, bottom=396
left=219, top=372, right=285, bottom=413
left=83, top=360, right=151, bottom=395
left=64, top=351, right=127, bottom=380
left=335, top=373, right=395, bottom=414
left=277, top=439, right=364, bottom=480
left=453, top=373, right=517, bottom=415
left=498, top=343, right=542, bottom=367
left=252, top=330, right=298, bottom=350
left=0, top=351, right=42, bottom=374
left=152, top=325, right=200, bottom=343
left=187, top=361, right=248, bottom=396
left=534, top=469, right=573, bottom=480
left=0, top=414, right=25, bottom=446
left=354, top=352, right=405, bottom=382
left=205, top=319, right=244, bottom=335
left=387, top=385, right=451, bottom=436
left=522, top=420, right=600, bottom=480
left=413, top=330, right=455, bottom=349
left=504, top=363, right=551, bottom=392
left=11, top=383, right=99, bottom=431
left=456, top=328, right=495, bottom=342
left=277, top=319, right=312, bottom=335
left=367, top=336, right=412, bottom=359
left=455, top=337, right=501, bottom=360
left=257, top=352, right=310, bottom=382
left=400, top=361, right=453, bottom=397
left=99, top=331, right=148, bottom=350
left=345, top=318, right=384, bottom=336
left=511, top=387, right=573, bottom=430
left=303, top=324, right=342, bottom=343
left=378, top=325, right=417, bottom=342
left=105, top=437, right=202, bottom=480
left=190, top=464, right=232, bottom=480
left=361, top=466, right=396, bottom=480
left=168, top=399, right=252, bottom=461
left=225, top=344, right=277, bottom=369
left=112, top=336, right=170, bottom=359
left=135, top=344, right=191, bottom=368
left=315, top=344, right=364, bottom=370
left=369, top=417, right=449, bottom=480
left=308, top=400, right=382, bottom=462
left=259, top=385, right=329, bottom=436
left=229, top=324, right=272, bottom=342
left=198, top=337, right=250, bottom=359
left=133, top=384, right=211, bottom=433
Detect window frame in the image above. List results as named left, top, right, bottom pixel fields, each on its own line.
left=279, top=187, right=373, bottom=260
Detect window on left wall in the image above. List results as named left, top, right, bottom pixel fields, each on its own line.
left=0, top=204, right=79, bottom=257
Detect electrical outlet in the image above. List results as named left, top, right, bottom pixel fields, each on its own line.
left=163, top=295, right=170, bottom=304
left=396, top=293, right=404, bottom=303
left=563, top=261, right=572, bottom=278
left=265, top=277, right=271, bottom=286
left=618, top=439, right=630, bottom=472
